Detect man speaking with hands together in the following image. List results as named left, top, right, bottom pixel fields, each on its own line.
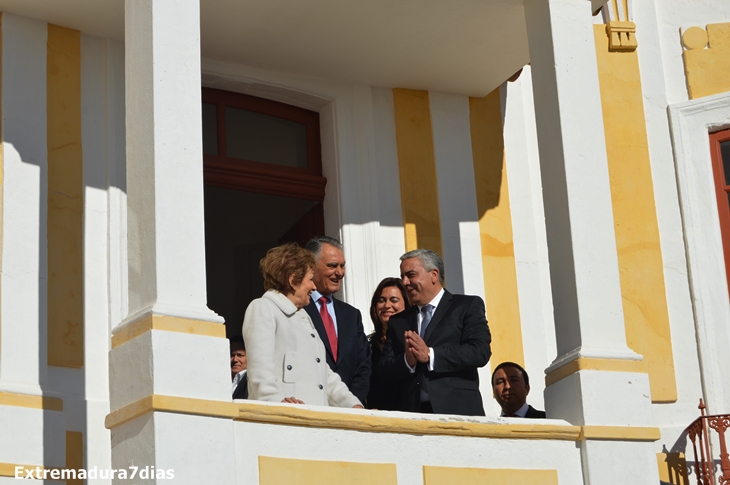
left=379, top=249, right=492, bottom=416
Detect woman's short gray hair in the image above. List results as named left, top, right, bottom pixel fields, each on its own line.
left=400, top=249, right=445, bottom=285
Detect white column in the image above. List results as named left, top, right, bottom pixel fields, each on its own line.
left=123, top=0, right=221, bottom=325
left=523, top=0, right=659, bottom=482
left=0, top=13, right=49, bottom=395
left=429, top=92, right=486, bottom=298
left=502, top=70, right=557, bottom=412
left=109, top=2, right=235, bottom=483
left=0, top=13, right=66, bottom=471
left=524, top=0, right=638, bottom=367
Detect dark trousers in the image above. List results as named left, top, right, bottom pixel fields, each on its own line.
left=420, top=401, right=433, bottom=414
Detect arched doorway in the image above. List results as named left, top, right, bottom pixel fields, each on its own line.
left=201, top=88, right=326, bottom=335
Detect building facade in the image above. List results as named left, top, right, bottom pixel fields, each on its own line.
left=0, top=0, right=729, bottom=483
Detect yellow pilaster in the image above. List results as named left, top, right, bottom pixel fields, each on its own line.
left=393, top=88, right=442, bottom=254
left=47, top=24, right=84, bottom=368
left=594, top=24, right=677, bottom=402
left=469, top=89, right=524, bottom=369
left=66, top=431, right=83, bottom=485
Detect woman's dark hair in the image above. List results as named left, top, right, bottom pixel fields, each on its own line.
left=260, top=243, right=315, bottom=295
left=369, top=277, right=410, bottom=341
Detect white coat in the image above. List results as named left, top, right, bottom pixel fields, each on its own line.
left=242, top=289, right=361, bottom=408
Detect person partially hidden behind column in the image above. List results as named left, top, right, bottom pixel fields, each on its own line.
left=304, top=236, right=371, bottom=404
left=230, top=336, right=248, bottom=400
left=242, top=243, right=363, bottom=408
left=491, top=361, right=546, bottom=418
left=379, top=249, right=492, bottom=415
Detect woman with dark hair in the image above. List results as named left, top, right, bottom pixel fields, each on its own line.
left=366, top=277, right=411, bottom=410
left=242, top=243, right=362, bottom=408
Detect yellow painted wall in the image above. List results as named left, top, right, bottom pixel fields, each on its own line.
left=66, top=431, right=83, bottom=485
left=258, top=457, right=397, bottom=485
left=393, top=88, right=442, bottom=254
left=469, top=89, right=524, bottom=369
left=682, top=23, right=730, bottom=99
left=594, top=24, right=677, bottom=402
left=47, top=24, right=84, bottom=368
left=423, top=465, right=558, bottom=485
left=657, top=452, right=689, bottom=485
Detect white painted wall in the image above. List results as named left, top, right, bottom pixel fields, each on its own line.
left=429, top=92, right=485, bottom=299
left=0, top=12, right=49, bottom=395
left=501, top=69, right=557, bottom=412
left=234, top=405, right=584, bottom=485
left=631, top=0, right=707, bottom=453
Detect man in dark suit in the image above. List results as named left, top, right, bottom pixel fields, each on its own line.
left=491, top=361, right=546, bottom=418
left=230, top=336, right=248, bottom=400
left=304, top=236, right=371, bottom=404
left=379, top=249, right=491, bottom=416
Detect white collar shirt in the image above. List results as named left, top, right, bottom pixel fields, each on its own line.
left=231, top=369, right=247, bottom=395
left=501, top=402, right=529, bottom=418
left=406, top=288, right=445, bottom=373
left=311, top=290, right=338, bottom=336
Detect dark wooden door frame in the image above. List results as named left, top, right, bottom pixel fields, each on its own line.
left=202, top=87, right=327, bottom=201
left=710, top=128, right=730, bottom=299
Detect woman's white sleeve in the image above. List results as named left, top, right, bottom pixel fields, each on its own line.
left=325, top=366, right=361, bottom=408
left=242, top=299, right=285, bottom=403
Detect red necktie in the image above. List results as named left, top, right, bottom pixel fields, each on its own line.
left=319, top=297, right=338, bottom=361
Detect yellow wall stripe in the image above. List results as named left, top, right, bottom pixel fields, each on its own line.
left=259, top=457, right=397, bottom=485
left=393, top=88, right=442, bottom=254
left=66, top=431, right=83, bottom=485
left=105, top=394, right=238, bottom=429
left=657, top=452, right=689, bottom=484
left=0, top=463, right=54, bottom=478
left=423, top=466, right=558, bottom=485
left=469, top=89, right=524, bottom=369
left=544, top=357, right=643, bottom=387
left=47, top=24, right=84, bottom=368
left=0, top=391, right=63, bottom=411
left=594, top=24, right=677, bottom=402
left=111, top=315, right=227, bottom=349
left=581, top=425, right=660, bottom=441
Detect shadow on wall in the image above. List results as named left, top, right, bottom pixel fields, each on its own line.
left=658, top=437, right=690, bottom=485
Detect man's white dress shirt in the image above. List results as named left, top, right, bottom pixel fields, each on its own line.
left=231, top=369, right=247, bottom=395
left=500, top=402, right=529, bottom=417
left=405, top=288, right=444, bottom=373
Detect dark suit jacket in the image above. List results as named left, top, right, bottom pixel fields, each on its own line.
left=366, top=336, right=400, bottom=411
left=379, top=290, right=491, bottom=416
left=232, top=373, right=248, bottom=400
left=305, top=297, right=371, bottom=404
left=525, top=405, right=546, bottom=419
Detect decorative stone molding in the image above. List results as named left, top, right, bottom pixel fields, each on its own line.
left=681, top=23, right=730, bottom=99
left=601, top=0, right=637, bottom=51
left=607, top=20, right=638, bottom=51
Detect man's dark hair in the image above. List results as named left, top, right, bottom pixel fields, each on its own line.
left=305, top=236, right=343, bottom=260
left=229, top=335, right=245, bottom=351
left=491, top=361, right=529, bottom=388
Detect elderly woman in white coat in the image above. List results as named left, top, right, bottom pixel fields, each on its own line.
left=242, top=243, right=362, bottom=408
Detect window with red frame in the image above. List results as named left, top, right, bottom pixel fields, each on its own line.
left=201, top=88, right=326, bottom=202
left=710, top=128, right=730, bottom=297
